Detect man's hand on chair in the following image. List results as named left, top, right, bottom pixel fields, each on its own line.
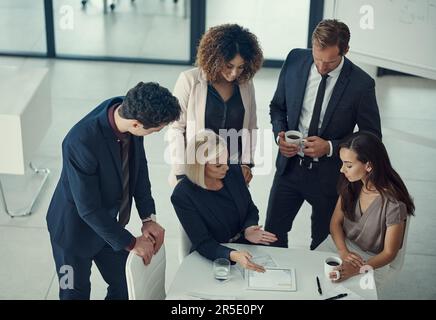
left=131, top=236, right=154, bottom=265
left=141, top=221, right=165, bottom=254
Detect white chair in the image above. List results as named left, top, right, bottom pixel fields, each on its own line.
left=125, top=245, right=166, bottom=300
left=178, top=223, right=192, bottom=263
left=376, top=217, right=411, bottom=291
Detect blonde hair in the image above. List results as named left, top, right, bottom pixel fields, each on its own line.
left=185, top=130, right=227, bottom=188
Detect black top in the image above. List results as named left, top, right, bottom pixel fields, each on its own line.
left=171, top=165, right=259, bottom=261
left=205, top=185, right=241, bottom=238
left=205, top=83, right=245, bottom=163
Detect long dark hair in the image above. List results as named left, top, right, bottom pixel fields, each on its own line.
left=338, top=131, right=415, bottom=219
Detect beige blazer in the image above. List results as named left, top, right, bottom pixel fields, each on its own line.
left=167, top=67, right=258, bottom=181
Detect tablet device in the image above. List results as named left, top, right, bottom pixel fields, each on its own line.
left=246, top=267, right=297, bottom=291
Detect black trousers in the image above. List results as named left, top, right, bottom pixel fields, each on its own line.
left=265, top=159, right=338, bottom=250
left=51, top=240, right=129, bottom=300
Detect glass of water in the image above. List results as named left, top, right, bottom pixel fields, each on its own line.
left=213, top=258, right=230, bottom=281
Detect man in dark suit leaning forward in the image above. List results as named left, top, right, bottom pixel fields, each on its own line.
left=265, top=19, right=382, bottom=250
left=47, top=82, right=181, bottom=299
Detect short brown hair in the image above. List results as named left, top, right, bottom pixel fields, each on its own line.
left=196, top=24, right=263, bottom=83
left=312, top=19, right=350, bottom=55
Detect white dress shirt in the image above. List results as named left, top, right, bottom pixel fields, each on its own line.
left=297, top=56, right=344, bottom=159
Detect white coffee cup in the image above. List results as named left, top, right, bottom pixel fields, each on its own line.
left=324, top=256, right=342, bottom=280
left=284, top=130, right=305, bottom=150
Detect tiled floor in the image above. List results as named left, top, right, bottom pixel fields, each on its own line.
left=0, top=56, right=435, bottom=299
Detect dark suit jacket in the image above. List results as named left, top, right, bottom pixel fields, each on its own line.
left=171, top=165, right=259, bottom=261
left=46, top=97, right=156, bottom=257
left=270, top=49, right=382, bottom=196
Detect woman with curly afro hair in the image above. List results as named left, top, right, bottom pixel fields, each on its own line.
left=168, top=24, right=263, bottom=186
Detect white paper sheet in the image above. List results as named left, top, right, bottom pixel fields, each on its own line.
left=324, top=284, right=364, bottom=300
left=184, top=292, right=238, bottom=300
left=236, top=254, right=278, bottom=279
left=251, top=254, right=277, bottom=268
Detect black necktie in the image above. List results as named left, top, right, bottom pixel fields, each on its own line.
left=118, top=136, right=131, bottom=226
left=302, top=74, right=329, bottom=168
left=308, top=73, right=329, bottom=137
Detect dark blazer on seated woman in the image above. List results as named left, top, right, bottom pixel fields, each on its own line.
left=171, top=165, right=259, bottom=262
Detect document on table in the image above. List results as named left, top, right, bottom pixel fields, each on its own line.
left=246, top=267, right=297, bottom=291
left=324, top=285, right=364, bottom=300
left=251, top=254, right=277, bottom=267
left=184, top=292, right=237, bottom=300
left=236, top=254, right=277, bottom=279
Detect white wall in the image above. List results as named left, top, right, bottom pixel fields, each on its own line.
left=326, top=0, right=436, bottom=80
left=323, top=0, right=378, bottom=78
left=206, top=0, right=310, bottom=60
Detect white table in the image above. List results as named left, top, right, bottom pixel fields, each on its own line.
left=0, top=66, right=51, bottom=217
left=166, top=243, right=378, bottom=300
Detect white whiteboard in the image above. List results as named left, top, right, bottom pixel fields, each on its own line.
left=333, top=0, right=436, bottom=80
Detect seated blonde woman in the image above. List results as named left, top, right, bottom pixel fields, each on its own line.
left=171, top=130, right=277, bottom=272
left=317, top=132, right=415, bottom=288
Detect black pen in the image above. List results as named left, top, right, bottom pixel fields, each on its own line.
left=325, top=293, right=348, bottom=300
left=316, top=276, right=322, bottom=295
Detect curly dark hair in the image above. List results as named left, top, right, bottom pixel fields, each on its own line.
left=196, top=24, right=263, bottom=83
left=119, top=82, right=181, bottom=129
